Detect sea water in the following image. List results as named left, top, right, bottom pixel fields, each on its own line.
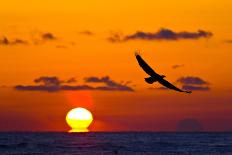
left=0, top=132, right=231, bottom=155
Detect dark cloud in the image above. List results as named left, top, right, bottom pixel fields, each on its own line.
left=42, top=33, right=56, bottom=40
left=30, top=31, right=58, bottom=44
left=177, top=118, right=203, bottom=132
left=15, top=85, right=61, bottom=92
left=78, top=30, right=94, bottom=35
left=11, top=39, right=28, bottom=45
left=66, top=77, right=77, bottom=83
left=15, top=76, right=134, bottom=92
left=0, top=37, right=9, bottom=45
left=85, top=76, right=134, bottom=91
left=182, top=85, right=210, bottom=91
left=177, top=76, right=208, bottom=85
left=15, top=85, right=95, bottom=92
left=123, top=81, right=132, bottom=85
left=172, top=64, right=184, bottom=69
left=108, top=28, right=212, bottom=42
left=15, top=76, right=77, bottom=92
left=34, top=76, right=63, bottom=86
left=124, top=29, right=212, bottom=41
left=0, top=37, right=28, bottom=46
left=85, top=76, right=115, bottom=85
left=0, top=32, right=71, bottom=47
left=177, top=76, right=210, bottom=91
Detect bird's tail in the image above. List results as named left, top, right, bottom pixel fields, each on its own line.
left=145, top=77, right=156, bottom=84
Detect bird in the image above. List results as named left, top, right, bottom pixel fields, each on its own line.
left=135, top=52, right=191, bottom=94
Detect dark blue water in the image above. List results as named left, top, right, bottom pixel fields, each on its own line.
left=0, top=132, right=231, bottom=155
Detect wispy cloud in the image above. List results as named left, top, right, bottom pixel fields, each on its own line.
left=0, top=37, right=28, bottom=46
left=78, top=30, right=94, bottom=36
left=172, top=64, right=184, bottom=69
left=0, top=31, right=72, bottom=48
left=15, top=76, right=134, bottom=92
left=108, top=28, right=213, bottom=42
left=107, top=31, right=124, bottom=43
left=56, top=45, right=68, bottom=49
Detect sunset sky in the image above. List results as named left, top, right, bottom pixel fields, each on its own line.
left=1, top=0, right=232, bottom=132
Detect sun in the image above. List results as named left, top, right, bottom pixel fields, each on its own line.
left=66, top=107, right=93, bottom=132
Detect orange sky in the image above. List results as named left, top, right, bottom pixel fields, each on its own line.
left=0, top=0, right=232, bottom=132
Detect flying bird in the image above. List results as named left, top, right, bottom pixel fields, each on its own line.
left=135, top=52, right=191, bottom=94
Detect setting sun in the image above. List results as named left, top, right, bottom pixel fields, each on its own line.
left=66, top=107, right=93, bottom=132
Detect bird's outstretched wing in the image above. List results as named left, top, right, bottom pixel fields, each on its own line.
left=135, top=52, right=159, bottom=76
left=158, top=77, right=192, bottom=93
left=135, top=52, right=192, bottom=94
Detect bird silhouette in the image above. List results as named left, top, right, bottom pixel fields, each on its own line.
left=135, top=52, right=191, bottom=94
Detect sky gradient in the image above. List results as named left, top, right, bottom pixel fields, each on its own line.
left=0, top=0, right=232, bottom=132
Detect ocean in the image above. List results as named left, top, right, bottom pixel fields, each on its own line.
left=0, top=132, right=231, bottom=155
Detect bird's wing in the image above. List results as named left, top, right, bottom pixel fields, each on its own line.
left=158, top=78, right=192, bottom=93
left=135, top=53, right=158, bottom=76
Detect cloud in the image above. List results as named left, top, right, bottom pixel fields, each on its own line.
left=15, top=76, right=134, bottom=92
left=0, top=37, right=28, bottom=46
left=15, top=85, right=95, bottom=92
left=66, top=77, right=77, bottom=83
left=84, top=76, right=134, bottom=91
left=15, top=85, right=61, bottom=92
left=11, top=39, right=28, bottom=45
left=182, top=85, right=210, bottom=91
left=107, top=32, right=124, bottom=43
left=177, top=76, right=210, bottom=91
left=41, top=33, right=56, bottom=40
left=34, top=76, right=63, bottom=86
left=0, top=32, right=57, bottom=46
left=78, top=30, right=94, bottom=35
left=177, top=118, right=203, bottom=132
left=108, top=28, right=212, bottom=42
left=125, top=29, right=212, bottom=41
left=172, top=64, right=184, bottom=69
left=0, top=31, right=72, bottom=47
left=29, top=30, right=58, bottom=45
left=0, top=37, right=9, bottom=45
left=177, top=76, right=208, bottom=85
